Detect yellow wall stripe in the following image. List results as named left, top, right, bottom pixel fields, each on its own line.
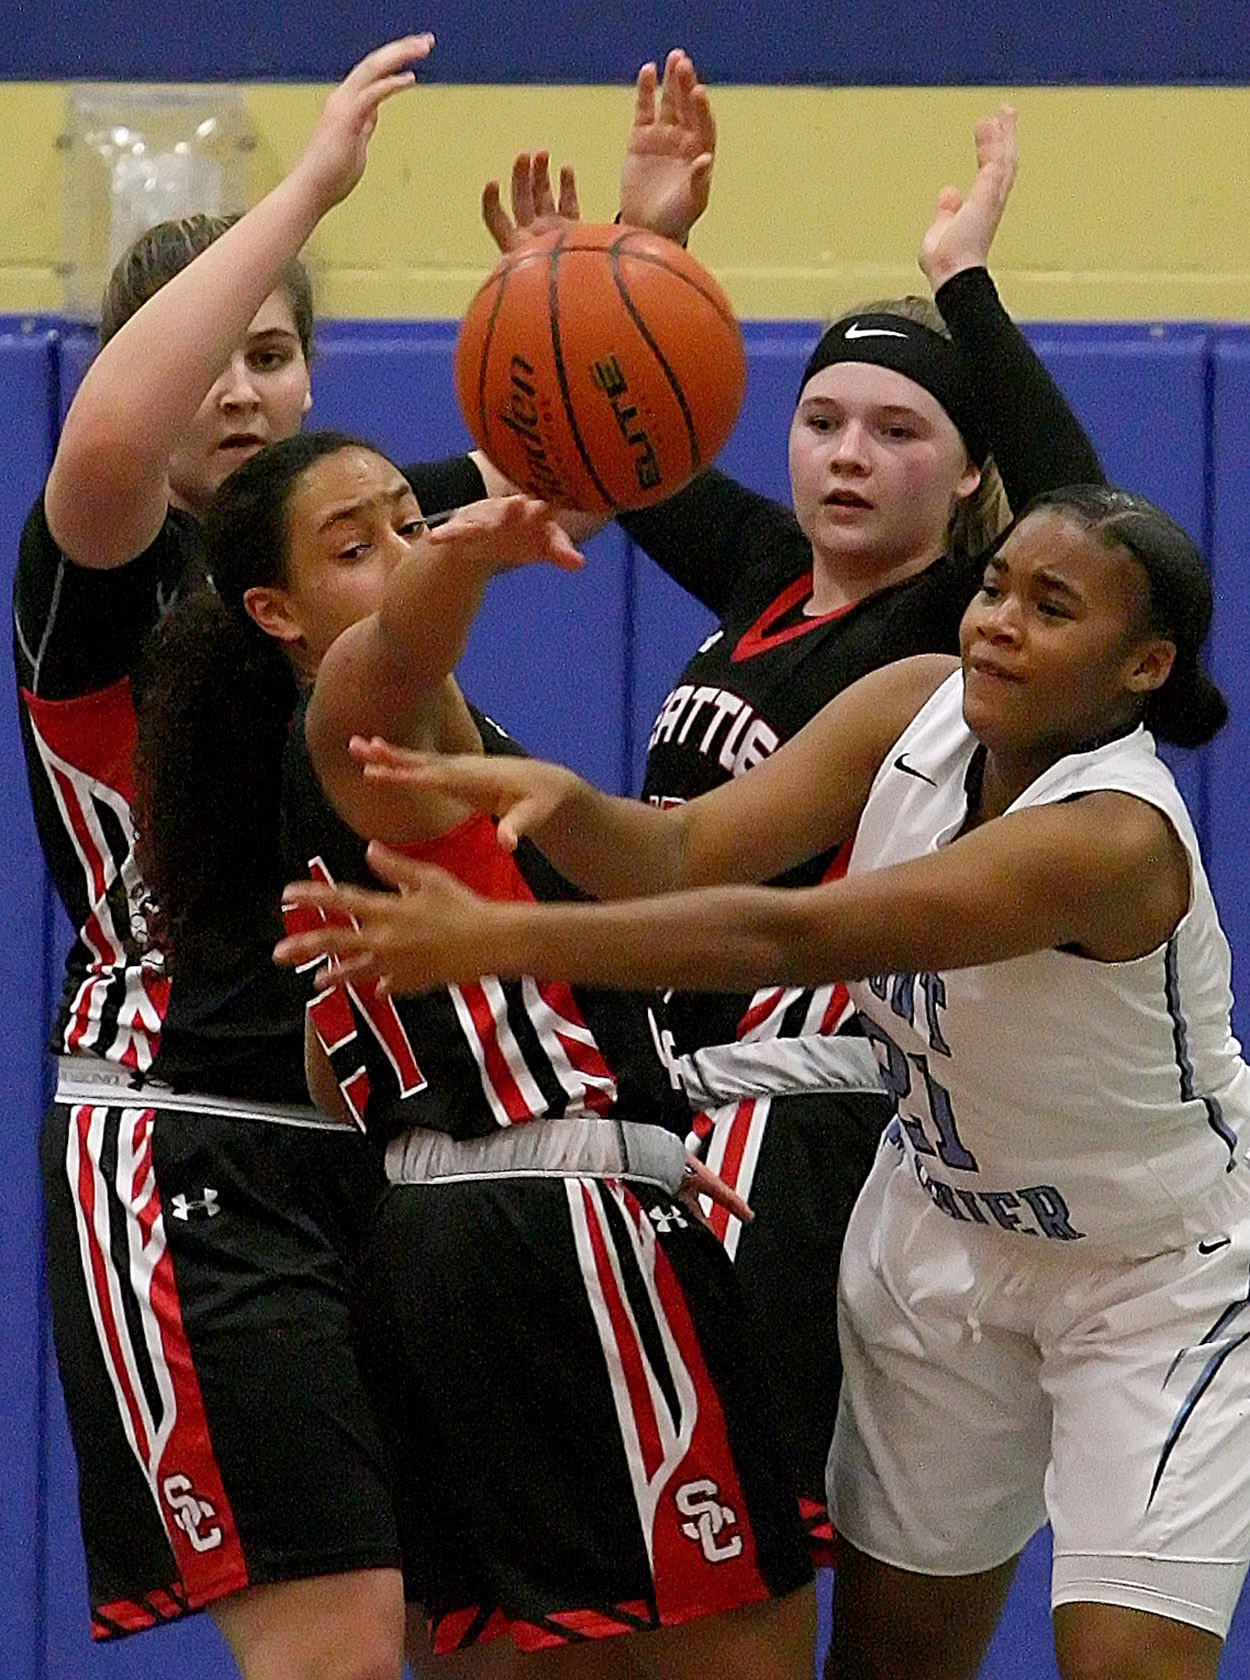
left=3, top=83, right=1250, bottom=321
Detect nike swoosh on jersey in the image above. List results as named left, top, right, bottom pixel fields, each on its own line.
left=1197, top=1235, right=1231, bottom=1254
left=893, top=753, right=938, bottom=786
left=844, top=323, right=909, bottom=340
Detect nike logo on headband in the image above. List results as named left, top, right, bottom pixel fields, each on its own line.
left=844, top=322, right=909, bottom=340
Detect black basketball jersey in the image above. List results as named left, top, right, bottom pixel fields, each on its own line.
left=280, top=702, right=690, bottom=1145
left=12, top=455, right=486, bottom=1083
left=620, top=267, right=1105, bottom=1054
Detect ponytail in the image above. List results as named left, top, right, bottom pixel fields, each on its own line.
left=134, top=587, right=298, bottom=969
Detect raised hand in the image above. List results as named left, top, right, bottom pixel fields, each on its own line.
left=349, top=737, right=583, bottom=854
left=425, top=493, right=584, bottom=573
left=619, top=49, right=716, bottom=244
left=295, top=34, right=434, bottom=217
left=482, top=149, right=581, bottom=255
left=918, top=103, right=1018, bottom=292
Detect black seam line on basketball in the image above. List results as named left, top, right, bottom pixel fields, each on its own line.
left=549, top=232, right=615, bottom=508
left=608, top=239, right=700, bottom=473
left=612, top=234, right=739, bottom=332
left=477, top=257, right=512, bottom=452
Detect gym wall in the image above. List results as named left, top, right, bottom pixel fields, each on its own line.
left=2, top=7, right=1249, bottom=1675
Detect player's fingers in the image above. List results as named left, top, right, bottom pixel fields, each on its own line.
left=350, top=733, right=424, bottom=771
left=690, top=154, right=714, bottom=197
left=690, top=84, right=717, bottom=153
left=365, top=840, right=450, bottom=893
left=341, top=33, right=434, bottom=91
left=530, top=150, right=556, bottom=217
left=481, top=178, right=511, bottom=245
left=315, top=949, right=382, bottom=990
left=633, top=60, right=658, bottom=126
left=510, top=150, right=536, bottom=223
left=669, top=52, right=697, bottom=129
left=557, top=165, right=581, bottom=222
left=273, top=921, right=365, bottom=970
left=657, top=47, right=684, bottom=125
left=683, top=1153, right=754, bottom=1222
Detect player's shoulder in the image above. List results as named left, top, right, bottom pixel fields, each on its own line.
left=14, top=491, right=200, bottom=698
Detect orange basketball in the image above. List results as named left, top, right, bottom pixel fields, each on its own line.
left=454, top=224, right=746, bottom=513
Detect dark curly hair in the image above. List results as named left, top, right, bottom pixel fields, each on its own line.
left=1011, top=484, right=1228, bottom=749
left=135, top=431, right=369, bottom=967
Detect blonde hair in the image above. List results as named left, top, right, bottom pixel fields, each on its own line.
left=841, top=293, right=1009, bottom=562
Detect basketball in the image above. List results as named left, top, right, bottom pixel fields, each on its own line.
left=454, top=224, right=746, bottom=513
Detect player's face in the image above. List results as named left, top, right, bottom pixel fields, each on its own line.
left=788, top=361, right=980, bottom=584
left=267, top=446, right=426, bottom=671
left=167, top=290, right=311, bottom=516
left=959, top=508, right=1174, bottom=760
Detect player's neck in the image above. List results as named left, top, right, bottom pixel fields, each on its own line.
left=807, top=540, right=943, bottom=615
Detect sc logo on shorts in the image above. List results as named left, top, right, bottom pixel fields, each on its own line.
left=162, top=1473, right=223, bottom=1553
left=675, top=1478, right=743, bottom=1562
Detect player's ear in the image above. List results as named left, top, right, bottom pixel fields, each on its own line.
left=244, top=584, right=303, bottom=647
left=1123, top=636, right=1175, bottom=696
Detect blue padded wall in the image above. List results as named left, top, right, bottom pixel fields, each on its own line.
left=1210, top=330, right=1250, bottom=1048
left=0, top=323, right=58, bottom=1680
left=8, top=315, right=1250, bottom=1678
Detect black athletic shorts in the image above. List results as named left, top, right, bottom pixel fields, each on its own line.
left=693, top=1088, right=891, bottom=1561
left=41, top=1094, right=399, bottom=1640
left=355, top=1172, right=813, bottom=1654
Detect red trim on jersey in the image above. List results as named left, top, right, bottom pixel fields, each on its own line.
left=92, top=1600, right=158, bottom=1636
left=307, top=985, right=357, bottom=1056
left=53, top=763, right=112, bottom=906
left=581, top=1185, right=667, bottom=1482
left=532, top=978, right=616, bottom=1114
left=21, top=677, right=137, bottom=799
left=731, top=573, right=854, bottom=662
left=706, top=1101, right=758, bottom=1243
left=70, top=1105, right=250, bottom=1611
left=394, top=810, right=532, bottom=901
left=456, top=980, right=536, bottom=1123
left=799, top=1496, right=838, bottom=1571
left=621, top=1193, right=768, bottom=1623
left=430, top=1607, right=479, bottom=1649
left=23, top=681, right=170, bottom=1064
left=544, top=1608, right=639, bottom=1638
left=74, top=1108, right=153, bottom=1462
left=737, top=988, right=787, bottom=1039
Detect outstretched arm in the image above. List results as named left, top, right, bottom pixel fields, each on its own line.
left=317, top=655, right=953, bottom=900
left=919, top=104, right=1104, bottom=510
left=276, top=778, right=1189, bottom=999
left=306, top=494, right=583, bottom=843
left=46, top=35, right=432, bottom=568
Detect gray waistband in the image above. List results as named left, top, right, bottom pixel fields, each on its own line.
left=678, top=1034, right=883, bottom=1107
left=385, top=1118, right=688, bottom=1195
left=54, top=1056, right=353, bottom=1132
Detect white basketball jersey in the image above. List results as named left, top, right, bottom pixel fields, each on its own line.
left=847, top=671, right=1250, bottom=1250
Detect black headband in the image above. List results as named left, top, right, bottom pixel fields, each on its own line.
left=797, top=313, right=990, bottom=465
